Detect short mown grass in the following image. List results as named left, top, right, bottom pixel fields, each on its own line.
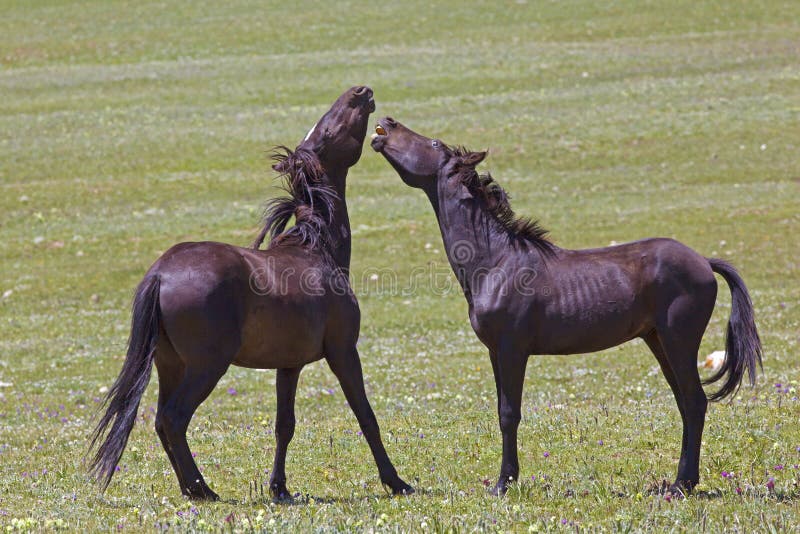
left=1, top=0, right=799, bottom=531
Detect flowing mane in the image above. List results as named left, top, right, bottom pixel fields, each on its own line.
left=251, top=146, right=338, bottom=251
left=452, top=147, right=556, bottom=257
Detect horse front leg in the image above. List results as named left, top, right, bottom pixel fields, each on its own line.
left=326, top=347, right=414, bottom=495
left=269, top=366, right=302, bottom=501
left=490, top=347, right=528, bottom=496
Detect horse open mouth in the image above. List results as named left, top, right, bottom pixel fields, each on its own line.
left=370, top=124, right=387, bottom=150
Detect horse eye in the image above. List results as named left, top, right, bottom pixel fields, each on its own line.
left=432, top=140, right=440, bottom=148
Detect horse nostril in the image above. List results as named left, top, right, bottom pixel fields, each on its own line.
left=353, top=86, right=367, bottom=95
left=385, top=117, right=397, bottom=127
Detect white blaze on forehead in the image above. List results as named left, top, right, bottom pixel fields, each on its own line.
left=304, top=121, right=318, bottom=142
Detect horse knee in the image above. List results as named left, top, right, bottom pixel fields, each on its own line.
left=498, top=409, right=521, bottom=433
left=275, top=415, right=296, bottom=440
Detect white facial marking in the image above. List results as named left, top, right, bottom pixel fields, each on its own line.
left=304, top=121, right=318, bottom=142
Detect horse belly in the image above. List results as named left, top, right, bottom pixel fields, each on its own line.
left=233, top=301, right=327, bottom=369
left=537, top=271, right=646, bottom=354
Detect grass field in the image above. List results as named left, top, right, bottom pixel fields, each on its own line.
left=1, top=0, right=799, bottom=531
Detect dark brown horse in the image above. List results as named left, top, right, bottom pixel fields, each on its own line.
left=371, top=117, right=761, bottom=496
left=89, top=87, right=414, bottom=501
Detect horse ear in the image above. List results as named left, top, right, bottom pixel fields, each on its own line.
left=461, top=150, right=487, bottom=167
left=271, top=147, right=296, bottom=174
left=272, top=159, right=290, bottom=173
left=272, top=149, right=307, bottom=176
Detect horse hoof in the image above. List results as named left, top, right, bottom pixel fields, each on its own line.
left=391, top=481, right=415, bottom=496
left=184, top=484, right=219, bottom=501
left=270, top=483, right=294, bottom=503
left=489, top=484, right=508, bottom=497
left=667, top=480, right=695, bottom=498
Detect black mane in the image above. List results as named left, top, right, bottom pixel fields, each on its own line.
left=452, top=147, right=556, bottom=257
left=251, top=146, right=338, bottom=251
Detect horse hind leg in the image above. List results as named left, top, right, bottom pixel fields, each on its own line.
left=153, top=337, right=186, bottom=493
left=643, top=330, right=688, bottom=491
left=655, top=293, right=714, bottom=494
left=157, top=363, right=229, bottom=500
left=156, top=297, right=239, bottom=500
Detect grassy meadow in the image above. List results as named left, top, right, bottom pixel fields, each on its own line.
left=1, top=0, right=799, bottom=531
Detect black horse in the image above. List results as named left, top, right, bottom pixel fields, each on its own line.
left=88, top=87, right=414, bottom=501
left=371, top=117, right=761, bottom=496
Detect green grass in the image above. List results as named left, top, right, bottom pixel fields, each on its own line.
left=1, top=0, right=799, bottom=531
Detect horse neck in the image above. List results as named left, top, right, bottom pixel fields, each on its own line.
left=424, top=181, right=512, bottom=295
left=324, top=168, right=351, bottom=270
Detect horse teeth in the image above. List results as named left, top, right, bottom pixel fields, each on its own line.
left=375, top=125, right=387, bottom=136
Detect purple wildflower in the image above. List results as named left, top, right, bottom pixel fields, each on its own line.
left=543, top=451, right=550, bottom=458
left=227, top=387, right=237, bottom=396
left=767, top=478, right=775, bottom=491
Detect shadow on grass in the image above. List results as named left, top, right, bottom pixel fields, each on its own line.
left=92, top=482, right=441, bottom=509
left=644, top=478, right=800, bottom=503
left=240, top=487, right=436, bottom=507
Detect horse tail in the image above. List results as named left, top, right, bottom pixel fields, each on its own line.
left=88, top=275, right=161, bottom=490
left=703, top=258, right=762, bottom=401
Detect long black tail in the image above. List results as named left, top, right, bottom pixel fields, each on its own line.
left=704, top=258, right=762, bottom=401
left=88, top=275, right=160, bottom=489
